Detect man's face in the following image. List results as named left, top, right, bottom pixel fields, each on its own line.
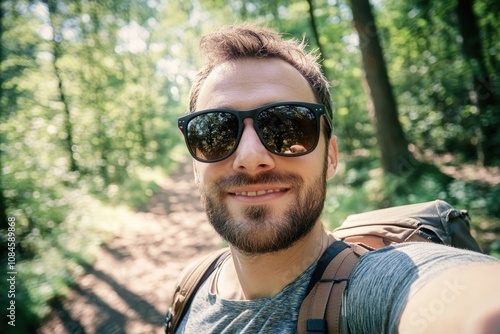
left=193, top=58, right=338, bottom=254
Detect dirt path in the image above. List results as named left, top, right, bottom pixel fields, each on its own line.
left=38, top=160, right=221, bottom=334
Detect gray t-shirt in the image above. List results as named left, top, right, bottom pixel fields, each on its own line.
left=177, top=242, right=498, bottom=333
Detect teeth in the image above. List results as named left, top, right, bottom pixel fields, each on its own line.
left=234, top=189, right=282, bottom=197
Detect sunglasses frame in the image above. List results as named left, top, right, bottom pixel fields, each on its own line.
left=178, top=101, right=331, bottom=163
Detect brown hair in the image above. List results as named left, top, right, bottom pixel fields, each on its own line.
left=188, top=23, right=333, bottom=134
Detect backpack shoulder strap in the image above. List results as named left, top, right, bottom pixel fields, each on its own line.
left=298, top=241, right=367, bottom=334
left=165, top=247, right=230, bottom=334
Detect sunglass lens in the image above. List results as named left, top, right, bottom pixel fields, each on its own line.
left=258, top=106, right=317, bottom=155
left=186, top=112, right=238, bottom=161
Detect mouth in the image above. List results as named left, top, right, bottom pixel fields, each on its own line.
left=231, top=188, right=287, bottom=197
left=227, top=187, right=289, bottom=202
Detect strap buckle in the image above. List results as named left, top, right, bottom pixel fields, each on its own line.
left=164, top=307, right=172, bottom=333
left=307, top=319, right=327, bottom=333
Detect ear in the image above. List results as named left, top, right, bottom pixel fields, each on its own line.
left=326, top=136, right=338, bottom=180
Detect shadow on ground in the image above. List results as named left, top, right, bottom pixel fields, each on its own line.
left=38, top=160, right=221, bottom=334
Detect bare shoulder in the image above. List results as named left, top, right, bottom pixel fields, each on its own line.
left=399, top=262, right=500, bottom=334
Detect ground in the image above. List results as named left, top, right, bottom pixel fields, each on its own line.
left=38, top=161, right=221, bottom=334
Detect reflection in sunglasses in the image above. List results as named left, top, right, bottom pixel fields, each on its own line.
left=285, top=145, right=308, bottom=154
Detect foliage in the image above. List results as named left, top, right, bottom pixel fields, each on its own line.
left=1, top=0, right=188, bottom=330
left=0, top=188, right=137, bottom=333
left=377, top=0, right=500, bottom=164
left=325, top=153, right=500, bottom=257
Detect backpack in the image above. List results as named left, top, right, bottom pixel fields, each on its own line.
left=164, top=199, right=482, bottom=334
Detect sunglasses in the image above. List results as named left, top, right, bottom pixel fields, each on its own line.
left=178, top=101, right=331, bottom=163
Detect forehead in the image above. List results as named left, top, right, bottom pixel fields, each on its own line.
left=196, top=58, right=317, bottom=111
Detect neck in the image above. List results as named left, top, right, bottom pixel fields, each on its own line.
left=217, top=222, right=333, bottom=300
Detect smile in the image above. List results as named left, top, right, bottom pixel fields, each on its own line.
left=232, top=189, right=286, bottom=197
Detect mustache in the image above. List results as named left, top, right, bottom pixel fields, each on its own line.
left=214, top=171, right=303, bottom=190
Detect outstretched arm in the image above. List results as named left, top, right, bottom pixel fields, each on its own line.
left=399, top=262, right=500, bottom=334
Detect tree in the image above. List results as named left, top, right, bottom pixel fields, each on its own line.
left=455, top=0, right=499, bottom=166
left=43, top=0, right=79, bottom=172
left=348, top=0, right=414, bottom=176
left=306, top=0, right=328, bottom=64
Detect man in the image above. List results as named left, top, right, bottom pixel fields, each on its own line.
left=172, top=23, right=500, bottom=333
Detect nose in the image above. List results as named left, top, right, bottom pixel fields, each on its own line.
left=232, top=119, right=275, bottom=174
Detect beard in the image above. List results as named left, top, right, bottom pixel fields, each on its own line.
left=199, top=163, right=328, bottom=255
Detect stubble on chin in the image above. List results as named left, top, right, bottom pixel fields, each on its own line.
left=244, top=205, right=267, bottom=222
left=199, top=170, right=327, bottom=255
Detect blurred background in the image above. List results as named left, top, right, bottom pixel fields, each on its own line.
left=1, top=0, right=499, bottom=332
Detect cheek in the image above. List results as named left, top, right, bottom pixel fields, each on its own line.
left=308, top=145, right=329, bottom=176
left=193, top=162, right=204, bottom=188
left=193, top=161, right=226, bottom=188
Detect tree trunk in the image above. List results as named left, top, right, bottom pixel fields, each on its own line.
left=349, top=0, right=414, bottom=176
left=306, top=0, right=328, bottom=64
left=455, top=0, right=498, bottom=166
left=45, top=0, right=79, bottom=172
